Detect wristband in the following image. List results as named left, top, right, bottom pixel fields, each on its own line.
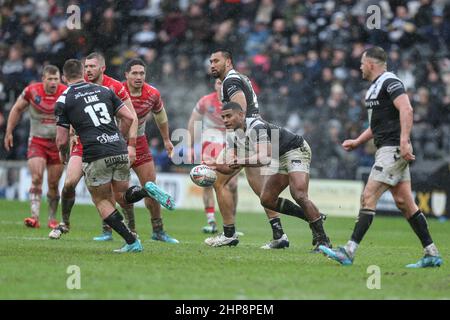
left=128, top=137, right=137, bottom=147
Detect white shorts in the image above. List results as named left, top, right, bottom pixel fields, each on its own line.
left=262, top=141, right=311, bottom=176
left=82, top=154, right=130, bottom=187
left=369, top=146, right=411, bottom=186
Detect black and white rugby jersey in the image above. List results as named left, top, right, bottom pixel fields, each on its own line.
left=221, top=69, right=260, bottom=118
left=226, top=118, right=304, bottom=157
left=365, top=71, right=407, bottom=148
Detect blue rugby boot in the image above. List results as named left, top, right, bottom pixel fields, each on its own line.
left=113, top=239, right=143, bottom=253
left=406, top=255, right=443, bottom=268
left=144, top=182, right=176, bottom=210
left=93, top=231, right=113, bottom=241
left=319, top=245, right=353, bottom=266
left=151, top=230, right=179, bottom=244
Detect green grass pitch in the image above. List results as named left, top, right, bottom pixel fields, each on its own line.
left=0, top=199, right=448, bottom=299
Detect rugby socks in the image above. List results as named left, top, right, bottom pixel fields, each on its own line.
left=205, top=207, right=215, bottom=224
left=102, top=220, right=112, bottom=233
left=408, top=210, right=437, bottom=255
left=346, top=208, right=375, bottom=257
left=122, top=205, right=136, bottom=233
left=309, top=217, right=329, bottom=244
left=151, top=218, right=163, bottom=233
left=276, top=198, right=308, bottom=221
left=29, top=187, right=42, bottom=219
left=124, top=185, right=147, bottom=204
left=61, top=190, right=75, bottom=226
left=104, top=210, right=135, bottom=244
left=223, top=224, right=235, bottom=238
left=47, top=195, right=60, bottom=221
left=344, top=240, right=359, bottom=258
left=424, top=243, right=440, bottom=257
left=350, top=208, right=375, bottom=243
left=269, top=217, right=284, bottom=240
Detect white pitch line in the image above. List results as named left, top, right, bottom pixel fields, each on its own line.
left=0, top=221, right=24, bottom=225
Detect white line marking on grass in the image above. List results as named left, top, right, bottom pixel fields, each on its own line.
left=6, top=236, right=49, bottom=241
left=0, top=221, right=23, bottom=225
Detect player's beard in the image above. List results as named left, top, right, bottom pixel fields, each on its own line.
left=211, top=66, right=224, bottom=79
left=361, top=70, right=368, bottom=80
left=211, top=70, right=220, bottom=79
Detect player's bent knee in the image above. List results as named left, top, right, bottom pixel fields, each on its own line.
left=48, top=183, right=59, bottom=193
left=292, top=191, right=309, bottom=205
left=361, top=191, right=376, bottom=208
left=394, top=197, right=407, bottom=210
left=260, top=193, right=277, bottom=209
left=31, top=175, right=43, bottom=186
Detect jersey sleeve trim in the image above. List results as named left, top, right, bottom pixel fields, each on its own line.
left=114, top=103, right=125, bottom=114
left=56, top=123, right=70, bottom=129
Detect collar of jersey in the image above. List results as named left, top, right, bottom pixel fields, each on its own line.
left=225, top=69, right=237, bottom=78
left=371, top=71, right=387, bottom=84
left=69, top=80, right=87, bottom=86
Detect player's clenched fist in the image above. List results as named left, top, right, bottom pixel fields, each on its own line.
left=342, top=139, right=358, bottom=151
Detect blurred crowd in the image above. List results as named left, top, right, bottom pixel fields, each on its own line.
left=0, top=0, right=449, bottom=179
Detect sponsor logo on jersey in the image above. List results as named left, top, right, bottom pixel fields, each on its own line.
left=387, top=81, right=403, bottom=94
left=34, top=95, right=41, bottom=104
left=227, top=85, right=238, bottom=96
left=97, top=132, right=120, bottom=144
left=104, top=154, right=129, bottom=167
left=74, top=89, right=102, bottom=99
left=365, top=100, right=380, bottom=108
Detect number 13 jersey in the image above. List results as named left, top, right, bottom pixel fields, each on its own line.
left=55, top=81, right=128, bottom=163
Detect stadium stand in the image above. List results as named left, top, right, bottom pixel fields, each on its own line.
left=0, top=0, right=449, bottom=179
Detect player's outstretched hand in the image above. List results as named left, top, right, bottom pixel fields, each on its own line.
left=400, top=140, right=415, bottom=162
left=4, top=133, right=13, bottom=151
left=342, top=139, right=358, bottom=151
left=128, top=145, right=136, bottom=165
left=164, top=139, right=174, bottom=158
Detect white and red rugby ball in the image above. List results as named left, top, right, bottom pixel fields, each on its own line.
left=190, top=165, right=217, bottom=187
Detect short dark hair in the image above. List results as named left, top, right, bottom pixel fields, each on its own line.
left=85, top=52, right=105, bottom=66
left=212, top=48, right=233, bottom=64
left=125, top=58, right=146, bottom=72
left=221, top=101, right=242, bottom=112
left=42, top=64, right=60, bottom=76
left=63, top=59, right=83, bottom=80
left=364, top=46, right=387, bottom=64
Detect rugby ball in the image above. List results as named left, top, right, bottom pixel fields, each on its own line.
left=190, top=165, right=217, bottom=187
